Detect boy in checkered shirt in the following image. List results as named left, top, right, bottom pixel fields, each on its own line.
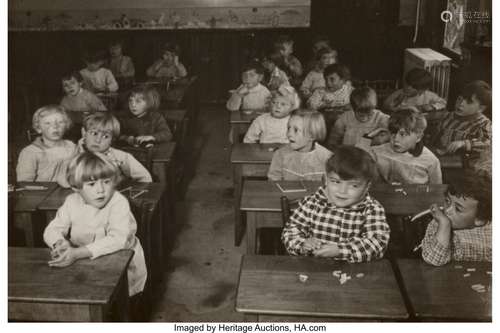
left=281, top=145, right=390, bottom=262
left=421, top=171, right=491, bottom=266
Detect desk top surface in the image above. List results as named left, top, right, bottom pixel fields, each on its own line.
left=230, top=110, right=261, bottom=124
left=152, top=142, right=176, bottom=162
left=240, top=180, right=447, bottom=215
left=8, top=247, right=133, bottom=305
left=12, top=182, right=59, bottom=212
left=38, top=182, right=165, bottom=211
left=236, top=255, right=408, bottom=320
left=396, top=259, right=492, bottom=321
left=231, top=143, right=284, bottom=163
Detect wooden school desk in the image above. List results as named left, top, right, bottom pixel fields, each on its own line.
left=229, top=110, right=259, bottom=144
left=236, top=255, right=409, bottom=322
left=240, top=180, right=448, bottom=254
left=38, top=182, right=167, bottom=288
left=11, top=182, right=58, bottom=247
left=395, top=259, right=491, bottom=322
left=231, top=143, right=284, bottom=245
left=8, top=247, right=133, bottom=322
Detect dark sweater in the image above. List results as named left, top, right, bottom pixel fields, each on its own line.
left=120, top=111, right=172, bottom=143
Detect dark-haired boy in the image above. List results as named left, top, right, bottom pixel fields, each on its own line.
left=281, top=145, right=390, bottom=262
left=226, top=61, right=271, bottom=112
left=421, top=171, right=491, bottom=266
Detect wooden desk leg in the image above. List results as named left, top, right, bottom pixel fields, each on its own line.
left=246, top=211, right=257, bottom=255
left=167, top=159, right=177, bottom=224
left=233, top=164, right=244, bottom=246
left=14, top=213, right=34, bottom=247
left=229, top=125, right=235, bottom=144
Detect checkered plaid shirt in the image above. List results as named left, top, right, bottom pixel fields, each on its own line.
left=421, top=220, right=492, bottom=266
left=281, top=187, right=390, bottom=262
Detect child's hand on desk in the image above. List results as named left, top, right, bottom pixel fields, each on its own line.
left=313, top=243, right=340, bottom=258
left=125, top=135, right=136, bottom=146
left=136, top=135, right=155, bottom=144
left=48, top=247, right=91, bottom=268
left=446, top=140, right=465, bottom=153
left=50, top=239, right=71, bottom=260
left=302, top=237, right=322, bottom=253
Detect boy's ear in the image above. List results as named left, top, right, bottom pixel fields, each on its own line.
left=416, top=132, right=424, bottom=143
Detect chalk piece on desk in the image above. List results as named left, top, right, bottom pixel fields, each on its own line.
left=391, top=182, right=402, bottom=186
left=471, top=284, right=484, bottom=289
left=486, top=271, right=492, bottom=275
left=463, top=273, right=471, bottom=277
left=130, top=189, right=148, bottom=199
left=467, top=268, right=476, bottom=272
left=454, top=265, right=463, bottom=269
left=298, top=274, right=308, bottom=283
left=332, top=270, right=341, bottom=278
left=268, top=147, right=277, bottom=152
left=356, top=273, right=364, bottom=278
left=119, top=186, right=133, bottom=193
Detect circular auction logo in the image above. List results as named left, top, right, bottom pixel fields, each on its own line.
left=441, top=10, right=453, bottom=22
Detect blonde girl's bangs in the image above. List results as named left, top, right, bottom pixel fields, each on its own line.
left=68, top=153, right=117, bottom=188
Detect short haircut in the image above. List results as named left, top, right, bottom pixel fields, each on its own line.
left=109, top=40, right=123, bottom=48
left=290, top=109, right=327, bottom=141
left=271, top=85, right=300, bottom=110
left=82, top=112, right=120, bottom=139
left=388, top=108, right=427, bottom=156
left=326, top=145, right=376, bottom=182
left=350, top=87, right=377, bottom=113
left=83, top=49, right=107, bottom=63
left=32, top=105, right=72, bottom=133
left=61, top=70, right=83, bottom=83
left=324, top=63, right=351, bottom=81
left=446, top=170, right=491, bottom=222
left=128, top=85, right=161, bottom=112
left=405, top=68, right=433, bottom=90
left=461, top=80, right=491, bottom=115
left=312, top=35, right=331, bottom=46
left=66, top=152, right=118, bottom=189
left=262, top=49, right=283, bottom=66
left=162, top=42, right=180, bottom=55
left=316, top=47, right=337, bottom=61
left=242, top=60, right=265, bottom=75
left=274, top=34, right=293, bottom=46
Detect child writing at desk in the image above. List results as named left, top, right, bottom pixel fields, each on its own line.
left=80, top=50, right=118, bottom=93
left=431, top=80, right=491, bottom=156
left=226, top=61, right=271, bottom=112
left=243, top=85, right=299, bottom=144
left=119, top=85, right=172, bottom=146
left=146, top=42, right=187, bottom=80
left=60, top=71, right=107, bottom=113
left=281, top=146, right=390, bottom=262
left=383, top=68, right=446, bottom=113
left=43, top=152, right=147, bottom=297
left=268, top=109, right=332, bottom=181
left=76, top=113, right=152, bottom=183
left=17, top=105, right=76, bottom=182
left=328, top=86, right=389, bottom=147
left=359, top=108, right=442, bottom=184
left=420, top=171, right=491, bottom=266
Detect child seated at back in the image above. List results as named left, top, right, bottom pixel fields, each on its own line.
left=77, top=113, right=152, bottom=183
left=328, top=86, right=389, bottom=147
left=146, top=42, right=187, bottom=79
left=243, top=85, right=299, bottom=144
left=60, top=71, right=107, bottom=113
left=16, top=105, right=76, bottom=182
left=281, top=146, right=390, bottom=262
left=119, top=85, right=172, bottom=146
left=359, top=108, right=442, bottom=184
left=420, top=171, right=491, bottom=266
left=226, top=61, right=271, bottom=112
left=268, top=109, right=332, bottom=181
left=261, top=50, right=290, bottom=92
left=431, top=80, right=491, bottom=155
left=300, top=47, right=337, bottom=99
left=305, top=35, right=333, bottom=72
left=383, top=68, right=446, bottom=113
left=80, top=50, right=119, bottom=93
left=43, top=152, right=147, bottom=296
left=108, top=40, right=135, bottom=89
left=273, top=35, right=303, bottom=86
left=307, top=63, right=352, bottom=111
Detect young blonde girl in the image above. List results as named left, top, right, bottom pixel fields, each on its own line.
left=268, top=109, right=332, bottom=181
left=16, top=105, right=76, bottom=182
left=119, top=85, right=172, bottom=145
left=360, top=108, right=442, bottom=184
left=244, top=85, right=299, bottom=144
left=43, top=152, right=147, bottom=296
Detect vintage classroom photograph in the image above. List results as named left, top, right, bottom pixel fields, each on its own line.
left=4, top=0, right=497, bottom=327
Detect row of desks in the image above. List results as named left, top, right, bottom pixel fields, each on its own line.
left=236, top=255, right=492, bottom=322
